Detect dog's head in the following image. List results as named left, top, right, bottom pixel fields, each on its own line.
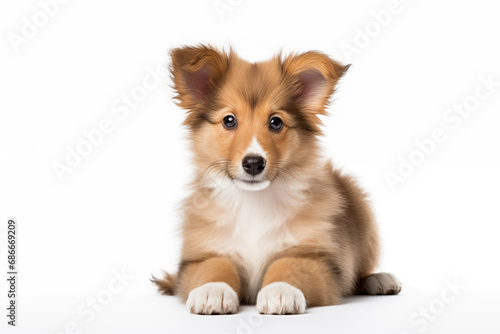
left=170, top=45, right=348, bottom=191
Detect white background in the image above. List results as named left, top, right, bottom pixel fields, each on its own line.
left=1, top=0, right=499, bottom=333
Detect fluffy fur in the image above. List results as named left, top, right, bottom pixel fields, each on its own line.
left=153, top=45, right=401, bottom=314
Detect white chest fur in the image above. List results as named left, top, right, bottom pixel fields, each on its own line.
left=210, top=179, right=306, bottom=301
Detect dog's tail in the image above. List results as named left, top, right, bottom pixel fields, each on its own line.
left=151, top=272, right=177, bottom=295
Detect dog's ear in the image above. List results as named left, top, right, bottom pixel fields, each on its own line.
left=282, top=51, right=349, bottom=115
left=170, top=45, right=229, bottom=111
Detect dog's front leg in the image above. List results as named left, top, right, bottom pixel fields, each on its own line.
left=257, top=257, right=341, bottom=314
left=179, top=257, right=240, bottom=314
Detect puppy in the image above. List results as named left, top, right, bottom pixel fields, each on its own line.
left=154, top=45, right=401, bottom=315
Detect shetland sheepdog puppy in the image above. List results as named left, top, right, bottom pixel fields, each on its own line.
left=154, top=45, right=401, bottom=315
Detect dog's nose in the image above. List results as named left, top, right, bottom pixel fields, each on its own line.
left=242, top=155, right=266, bottom=176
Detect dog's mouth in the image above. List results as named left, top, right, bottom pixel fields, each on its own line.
left=203, top=159, right=273, bottom=191
left=233, top=179, right=271, bottom=191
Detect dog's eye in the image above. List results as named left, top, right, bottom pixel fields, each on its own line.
left=269, top=116, right=283, bottom=131
left=222, top=115, right=237, bottom=129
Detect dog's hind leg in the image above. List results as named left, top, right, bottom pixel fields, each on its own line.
left=359, top=272, right=402, bottom=295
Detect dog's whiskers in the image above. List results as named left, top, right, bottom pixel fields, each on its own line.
left=200, top=159, right=232, bottom=188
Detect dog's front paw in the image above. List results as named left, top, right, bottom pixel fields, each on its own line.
left=186, top=282, right=239, bottom=314
left=256, top=282, right=306, bottom=315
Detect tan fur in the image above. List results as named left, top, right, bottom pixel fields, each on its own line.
left=154, top=45, right=400, bottom=311
left=176, top=257, right=240, bottom=301
left=262, top=257, right=341, bottom=306
left=152, top=272, right=176, bottom=295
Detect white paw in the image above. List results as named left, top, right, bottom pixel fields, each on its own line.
left=362, top=272, right=402, bottom=295
left=186, top=282, right=239, bottom=314
left=256, top=282, right=306, bottom=315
